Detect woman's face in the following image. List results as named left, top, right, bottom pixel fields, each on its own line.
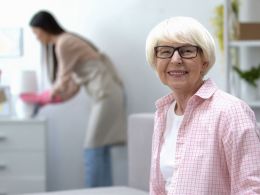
left=32, top=27, right=51, bottom=44
left=155, top=41, right=208, bottom=94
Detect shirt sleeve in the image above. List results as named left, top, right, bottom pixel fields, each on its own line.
left=222, top=102, right=260, bottom=194
left=51, top=36, right=80, bottom=98
left=52, top=76, right=80, bottom=101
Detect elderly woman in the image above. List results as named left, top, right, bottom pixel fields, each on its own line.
left=146, top=16, right=260, bottom=194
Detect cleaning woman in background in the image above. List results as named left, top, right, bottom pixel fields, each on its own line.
left=25, top=10, right=126, bottom=187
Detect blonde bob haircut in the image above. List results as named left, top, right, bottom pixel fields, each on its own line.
left=146, top=16, right=216, bottom=75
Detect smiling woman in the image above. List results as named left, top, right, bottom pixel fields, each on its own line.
left=152, top=40, right=209, bottom=102
left=145, top=16, right=260, bottom=195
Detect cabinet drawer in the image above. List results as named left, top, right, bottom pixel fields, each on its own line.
left=0, top=176, right=45, bottom=195
left=0, top=123, right=45, bottom=151
left=0, top=151, right=45, bottom=177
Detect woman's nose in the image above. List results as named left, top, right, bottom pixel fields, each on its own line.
left=170, top=50, right=182, bottom=64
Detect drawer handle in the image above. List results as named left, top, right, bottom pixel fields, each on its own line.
left=0, top=133, right=7, bottom=141
left=0, top=163, right=6, bottom=169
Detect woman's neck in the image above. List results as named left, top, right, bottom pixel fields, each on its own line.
left=173, top=80, right=204, bottom=115
left=173, top=94, right=189, bottom=116
left=50, top=32, right=64, bottom=44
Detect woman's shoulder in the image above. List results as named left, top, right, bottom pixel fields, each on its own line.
left=56, top=33, right=85, bottom=54
left=57, top=33, right=81, bottom=46
left=213, top=89, right=253, bottom=114
left=58, top=32, right=74, bottom=40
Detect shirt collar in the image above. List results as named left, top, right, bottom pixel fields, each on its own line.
left=155, top=78, right=218, bottom=110
left=194, top=78, right=218, bottom=99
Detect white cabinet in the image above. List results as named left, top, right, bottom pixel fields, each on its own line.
left=0, top=118, right=46, bottom=195
left=224, top=0, right=260, bottom=106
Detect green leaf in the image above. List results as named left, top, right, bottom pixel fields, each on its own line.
left=233, top=64, right=260, bottom=88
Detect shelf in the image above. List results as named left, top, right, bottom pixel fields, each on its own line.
left=224, top=0, right=260, bottom=109
left=229, top=40, right=260, bottom=47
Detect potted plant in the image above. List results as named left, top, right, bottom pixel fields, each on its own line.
left=233, top=64, right=260, bottom=88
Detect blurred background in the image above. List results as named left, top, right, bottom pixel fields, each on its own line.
left=2, top=0, right=260, bottom=193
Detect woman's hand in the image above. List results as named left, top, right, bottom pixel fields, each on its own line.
left=51, top=78, right=80, bottom=102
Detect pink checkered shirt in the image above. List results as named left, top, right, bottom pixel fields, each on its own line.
left=150, top=79, right=260, bottom=195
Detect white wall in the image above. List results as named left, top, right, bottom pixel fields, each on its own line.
left=79, top=0, right=225, bottom=114
left=0, top=0, right=224, bottom=192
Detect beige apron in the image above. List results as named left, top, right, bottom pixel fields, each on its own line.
left=73, top=54, right=126, bottom=148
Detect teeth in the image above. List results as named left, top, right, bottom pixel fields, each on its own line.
left=168, top=71, right=187, bottom=76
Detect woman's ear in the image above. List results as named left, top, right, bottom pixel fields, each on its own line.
left=200, top=61, right=209, bottom=77
left=202, top=61, right=209, bottom=70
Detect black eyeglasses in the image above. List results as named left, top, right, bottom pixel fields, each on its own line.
left=154, top=45, right=200, bottom=59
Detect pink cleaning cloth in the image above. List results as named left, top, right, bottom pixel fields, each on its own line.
left=20, top=90, right=62, bottom=106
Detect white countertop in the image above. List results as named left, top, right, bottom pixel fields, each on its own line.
left=0, top=116, right=46, bottom=123
left=20, top=186, right=149, bottom=195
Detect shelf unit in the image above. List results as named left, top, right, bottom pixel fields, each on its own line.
left=224, top=0, right=260, bottom=106
left=229, top=40, right=260, bottom=47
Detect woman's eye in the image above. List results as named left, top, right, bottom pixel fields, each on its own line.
left=182, top=49, right=192, bottom=53
left=160, top=50, right=171, bottom=54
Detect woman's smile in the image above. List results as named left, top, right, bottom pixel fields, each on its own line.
left=167, top=70, right=188, bottom=77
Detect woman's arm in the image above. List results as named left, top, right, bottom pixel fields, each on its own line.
left=50, top=34, right=82, bottom=101
left=51, top=76, right=80, bottom=101
left=223, top=103, right=260, bottom=194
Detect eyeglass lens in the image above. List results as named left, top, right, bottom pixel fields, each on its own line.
left=155, top=45, right=198, bottom=59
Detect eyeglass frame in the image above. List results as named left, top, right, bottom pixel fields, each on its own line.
left=154, top=45, right=201, bottom=59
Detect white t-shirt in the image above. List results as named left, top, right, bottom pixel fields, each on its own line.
left=160, top=101, right=184, bottom=193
